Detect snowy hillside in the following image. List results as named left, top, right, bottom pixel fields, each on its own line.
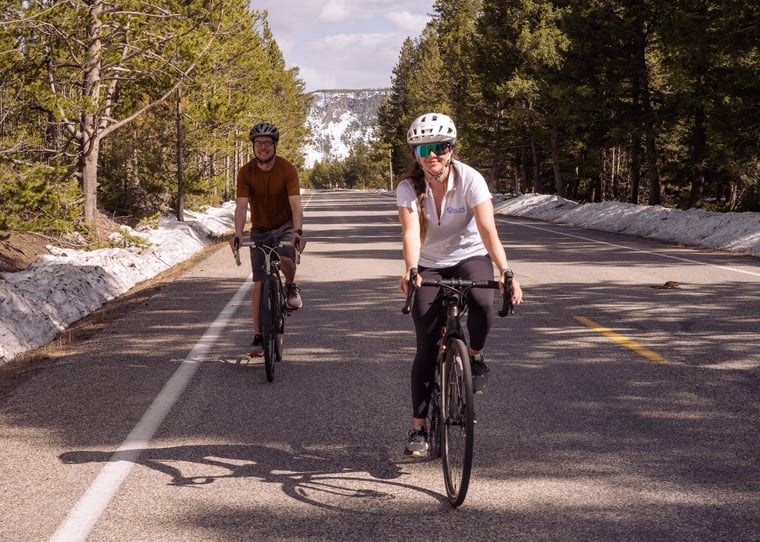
left=304, top=89, right=388, bottom=168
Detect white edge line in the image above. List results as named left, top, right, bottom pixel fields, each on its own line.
left=504, top=220, right=760, bottom=278
left=50, top=279, right=252, bottom=542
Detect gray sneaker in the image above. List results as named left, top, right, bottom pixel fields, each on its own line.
left=286, top=283, right=303, bottom=309
left=404, top=427, right=429, bottom=457
left=470, top=353, right=490, bottom=394
left=249, top=334, right=263, bottom=357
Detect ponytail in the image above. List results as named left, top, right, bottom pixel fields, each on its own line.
left=400, top=161, right=428, bottom=243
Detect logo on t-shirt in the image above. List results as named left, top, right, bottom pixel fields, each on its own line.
left=446, top=206, right=466, bottom=215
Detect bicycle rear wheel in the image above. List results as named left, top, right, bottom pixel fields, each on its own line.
left=259, top=277, right=278, bottom=382
left=441, top=338, right=474, bottom=507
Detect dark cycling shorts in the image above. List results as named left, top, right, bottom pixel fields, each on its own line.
left=249, top=221, right=296, bottom=282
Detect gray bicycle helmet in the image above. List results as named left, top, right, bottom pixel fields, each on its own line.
left=249, top=122, right=280, bottom=142
left=406, top=113, right=456, bottom=146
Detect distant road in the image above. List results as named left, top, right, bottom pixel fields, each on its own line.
left=2, top=191, right=758, bottom=541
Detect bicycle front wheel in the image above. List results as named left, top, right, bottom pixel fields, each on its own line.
left=427, top=379, right=442, bottom=459
left=259, top=277, right=278, bottom=382
left=441, top=338, right=474, bottom=507
left=274, top=281, right=285, bottom=362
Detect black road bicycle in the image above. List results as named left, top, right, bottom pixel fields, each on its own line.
left=234, top=238, right=301, bottom=382
left=403, top=268, right=514, bottom=507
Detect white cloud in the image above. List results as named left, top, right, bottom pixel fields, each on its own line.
left=252, top=0, right=432, bottom=90
left=319, top=0, right=351, bottom=22
left=302, top=32, right=403, bottom=89
left=385, top=10, right=431, bottom=35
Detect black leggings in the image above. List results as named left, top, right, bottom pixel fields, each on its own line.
left=410, top=255, right=495, bottom=420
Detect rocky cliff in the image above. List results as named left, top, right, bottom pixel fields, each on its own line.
left=304, top=89, right=389, bottom=168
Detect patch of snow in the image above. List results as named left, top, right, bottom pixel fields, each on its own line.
left=494, top=194, right=760, bottom=257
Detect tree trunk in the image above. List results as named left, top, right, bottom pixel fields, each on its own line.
left=630, top=136, right=641, bottom=204
left=80, top=0, right=104, bottom=234
left=551, top=129, right=564, bottom=197
left=688, top=100, right=707, bottom=208
left=176, top=88, right=185, bottom=222
left=531, top=138, right=540, bottom=192
left=81, top=137, right=100, bottom=231
left=687, top=3, right=709, bottom=209
left=632, top=8, right=662, bottom=206
left=630, top=51, right=642, bottom=204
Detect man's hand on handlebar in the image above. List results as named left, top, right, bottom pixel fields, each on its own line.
left=292, top=231, right=306, bottom=252
left=230, top=235, right=242, bottom=265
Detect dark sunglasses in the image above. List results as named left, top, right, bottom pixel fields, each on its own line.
left=414, top=142, right=453, bottom=157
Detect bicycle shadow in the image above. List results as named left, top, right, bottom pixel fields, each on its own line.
left=59, top=442, right=444, bottom=510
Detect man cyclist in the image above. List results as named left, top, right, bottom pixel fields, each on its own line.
left=230, top=122, right=305, bottom=357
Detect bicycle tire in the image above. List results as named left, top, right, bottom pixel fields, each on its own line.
left=441, top=338, right=474, bottom=507
left=274, top=281, right=285, bottom=362
left=260, top=277, right=277, bottom=382
left=427, top=380, right=442, bottom=459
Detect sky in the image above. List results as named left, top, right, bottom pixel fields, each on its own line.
left=1, top=194, right=759, bottom=364
left=251, top=0, right=434, bottom=91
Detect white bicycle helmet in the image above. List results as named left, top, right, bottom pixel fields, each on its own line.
left=406, top=113, right=457, bottom=146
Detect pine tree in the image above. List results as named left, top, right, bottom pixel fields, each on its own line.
left=377, top=38, right=418, bottom=178
left=470, top=0, right=569, bottom=193
left=431, top=0, right=482, bottom=149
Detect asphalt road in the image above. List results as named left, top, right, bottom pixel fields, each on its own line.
left=1, top=190, right=759, bottom=541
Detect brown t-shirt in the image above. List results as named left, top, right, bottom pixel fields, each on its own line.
left=236, top=156, right=301, bottom=230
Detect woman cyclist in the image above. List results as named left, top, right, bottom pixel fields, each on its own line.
left=397, top=112, right=523, bottom=457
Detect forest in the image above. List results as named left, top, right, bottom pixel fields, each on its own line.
left=1, top=0, right=309, bottom=239
left=2, top=0, right=759, bottom=245
left=374, top=0, right=759, bottom=212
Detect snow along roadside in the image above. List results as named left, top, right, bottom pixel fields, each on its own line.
left=3, top=193, right=759, bottom=364
left=0, top=204, right=236, bottom=364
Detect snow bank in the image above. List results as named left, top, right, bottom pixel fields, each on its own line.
left=0, top=204, right=235, bottom=363
left=495, top=194, right=760, bottom=257
left=2, top=194, right=757, bottom=365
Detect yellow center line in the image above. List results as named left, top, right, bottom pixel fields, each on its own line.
left=574, top=316, right=669, bottom=365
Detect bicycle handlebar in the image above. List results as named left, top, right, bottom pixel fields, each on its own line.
left=402, top=268, right=515, bottom=317
left=233, top=236, right=301, bottom=266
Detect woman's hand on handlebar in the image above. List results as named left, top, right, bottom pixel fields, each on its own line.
left=499, top=270, right=523, bottom=306
left=399, top=267, right=421, bottom=296
left=510, top=278, right=523, bottom=305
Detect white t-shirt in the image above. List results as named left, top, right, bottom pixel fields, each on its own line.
left=396, top=161, right=492, bottom=268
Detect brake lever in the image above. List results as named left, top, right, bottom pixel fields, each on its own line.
left=498, top=271, right=515, bottom=317
left=402, top=267, right=418, bottom=314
